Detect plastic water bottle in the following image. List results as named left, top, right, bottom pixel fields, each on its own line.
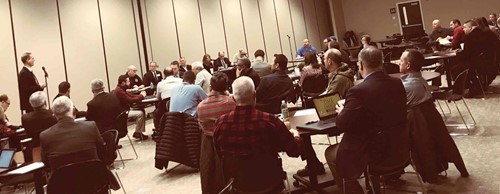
left=281, top=100, right=289, bottom=122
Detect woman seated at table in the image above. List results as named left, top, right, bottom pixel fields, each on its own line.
left=299, top=51, right=323, bottom=86
left=202, top=54, right=213, bottom=73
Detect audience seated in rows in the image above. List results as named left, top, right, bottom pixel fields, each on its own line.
left=169, top=71, right=207, bottom=117
left=86, top=79, right=123, bottom=135
left=21, top=92, right=57, bottom=152
left=54, top=81, right=86, bottom=118
left=251, top=49, right=272, bottom=77
left=324, top=47, right=407, bottom=193
left=197, top=72, right=236, bottom=194
left=192, top=61, right=213, bottom=94
left=156, top=67, right=183, bottom=100
left=255, top=54, right=294, bottom=114
left=113, top=75, right=147, bottom=140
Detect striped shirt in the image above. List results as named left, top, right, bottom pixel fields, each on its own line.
left=197, top=94, right=236, bottom=136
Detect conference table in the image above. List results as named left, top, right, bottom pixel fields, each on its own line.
left=288, top=109, right=337, bottom=193
left=373, top=37, right=398, bottom=47
left=354, top=71, right=441, bottom=85
left=424, top=50, right=457, bottom=87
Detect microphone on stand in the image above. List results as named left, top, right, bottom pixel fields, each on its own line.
left=286, top=34, right=291, bottom=38
left=42, top=66, right=49, bottom=78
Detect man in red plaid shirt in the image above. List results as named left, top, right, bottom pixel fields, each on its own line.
left=213, top=76, right=303, bottom=158
left=198, top=72, right=236, bottom=194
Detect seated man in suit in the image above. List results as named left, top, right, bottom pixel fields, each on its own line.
left=143, top=61, right=163, bottom=95
left=40, top=96, right=106, bottom=171
left=169, top=71, right=207, bottom=117
left=256, top=54, right=294, bottom=114
left=251, top=49, right=272, bottom=77
left=213, top=76, right=302, bottom=192
left=179, top=57, right=191, bottom=72
left=213, top=51, right=231, bottom=72
left=113, top=75, right=148, bottom=140
left=170, top=61, right=184, bottom=78
left=21, top=92, right=58, bottom=151
left=54, top=81, right=86, bottom=118
left=86, top=79, right=123, bottom=135
left=324, top=47, right=407, bottom=192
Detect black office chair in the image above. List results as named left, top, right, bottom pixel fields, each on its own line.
left=114, top=111, right=138, bottom=168
left=383, top=63, right=400, bottom=74
left=218, top=153, right=289, bottom=194
left=432, top=69, right=476, bottom=135
left=301, top=74, right=328, bottom=108
left=47, top=160, right=110, bottom=194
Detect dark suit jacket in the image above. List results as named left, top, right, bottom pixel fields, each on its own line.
left=40, top=117, right=106, bottom=170
left=21, top=109, right=58, bottom=147
left=335, top=71, right=406, bottom=178
left=457, top=28, right=500, bottom=69
left=256, top=70, right=294, bottom=114
left=180, top=65, right=192, bottom=72
left=240, top=68, right=260, bottom=88
left=213, top=57, right=231, bottom=72
left=19, top=67, right=43, bottom=112
left=86, top=92, right=123, bottom=134
left=143, top=70, right=163, bottom=95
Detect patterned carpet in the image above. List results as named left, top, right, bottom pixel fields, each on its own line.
left=3, top=76, right=500, bottom=194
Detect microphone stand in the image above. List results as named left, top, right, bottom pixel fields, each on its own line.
left=44, top=75, right=50, bottom=108
left=287, top=35, right=295, bottom=70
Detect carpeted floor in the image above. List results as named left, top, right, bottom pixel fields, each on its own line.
left=3, top=76, right=500, bottom=194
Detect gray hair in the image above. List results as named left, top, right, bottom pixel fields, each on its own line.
left=127, top=65, right=137, bottom=71
left=358, top=46, right=383, bottom=69
left=90, top=79, right=105, bottom=92
left=52, top=96, right=74, bottom=119
left=29, top=91, right=47, bottom=109
left=191, top=61, right=204, bottom=70
left=232, top=76, right=255, bottom=106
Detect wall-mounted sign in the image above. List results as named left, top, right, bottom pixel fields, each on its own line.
left=390, top=8, right=396, bottom=14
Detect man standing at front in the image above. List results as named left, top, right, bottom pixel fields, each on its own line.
left=324, top=47, right=407, bottom=193
left=18, top=52, right=46, bottom=113
left=296, top=39, right=317, bottom=58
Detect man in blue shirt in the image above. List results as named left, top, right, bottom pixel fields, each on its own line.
left=296, top=39, right=318, bottom=58
left=169, top=71, right=208, bottom=117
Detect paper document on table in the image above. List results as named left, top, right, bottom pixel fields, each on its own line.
left=293, top=109, right=316, bottom=117
left=7, top=162, right=44, bottom=174
left=438, top=38, right=451, bottom=45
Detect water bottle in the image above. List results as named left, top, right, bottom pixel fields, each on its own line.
left=281, top=100, right=289, bottom=122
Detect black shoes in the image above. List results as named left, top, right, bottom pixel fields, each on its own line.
left=296, top=165, right=326, bottom=177
left=133, top=132, right=149, bottom=140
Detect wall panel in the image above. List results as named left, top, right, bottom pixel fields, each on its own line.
left=240, top=0, right=265, bottom=61
left=275, top=0, right=295, bottom=61
left=258, top=0, right=282, bottom=58
left=302, top=0, right=321, bottom=51
left=11, top=0, right=65, bottom=109
left=0, top=0, right=21, bottom=123
left=199, top=0, right=226, bottom=58
left=145, top=0, right=179, bottom=65
left=59, top=0, right=107, bottom=109
left=289, top=0, right=307, bottom=55
left=174, top=0, right=205, bottom=63
left=316, top=0, right=333, bottom=46
left=100, top=0, right=141, bottom=88
left=221, top=0, right=247, bottom=62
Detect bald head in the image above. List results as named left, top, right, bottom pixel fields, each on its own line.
left=358, top=46, right=383, bottom=76
left=303, top=39, right=310, bottom=48
left=232, top=76, right=255, bottom=106
left=324, top=48, right=342, bottom=72
left=432, top=19, right=441, bottom=29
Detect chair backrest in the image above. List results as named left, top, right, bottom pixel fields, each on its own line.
left=302, top=74, right=328, bottom=94
left=113, top=111, right=129, bottom=139
left=383, top=63, right=400, bottom=74
left=100, top=130, right=118, bottom=166
left=48, top=160, right=109, bottom=194
left=369, top=122, right=410, bottom=170
left=222, top=153, right=285, bottom=193
left=451, top=69, right=469, bottom=96
left=383, top=52, right=392, bottom=63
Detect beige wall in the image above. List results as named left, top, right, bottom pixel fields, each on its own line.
left=340, top=0, right=500, bottom=40
left=0, top=0, right=333, bottom=124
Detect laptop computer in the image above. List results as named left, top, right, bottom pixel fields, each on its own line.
left=296, top=93, right=341, bottom=131
left=0, top=149, right=15, bottom=173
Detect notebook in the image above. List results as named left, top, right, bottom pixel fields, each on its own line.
left=297, top=93, right=341, bottom=131
left=0, top=149, right=15, bottom=173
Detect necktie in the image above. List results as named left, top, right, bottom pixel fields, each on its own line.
left=222, top=59, right=226, bottom=69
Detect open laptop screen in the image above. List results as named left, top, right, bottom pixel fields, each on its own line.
left=312, top=93, right=341, bottom=120
left=0, top=149, right=15, bottom=168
